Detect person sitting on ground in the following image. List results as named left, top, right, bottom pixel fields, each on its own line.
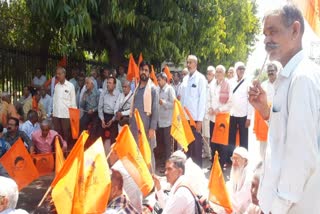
left=20, top=110, right=40, bottom=140
left=3, top=117, right=33, bottom=153
left=245, top=162, right=263, bottom=214
left=0, top=176, right=28, bottom=214
left=153, top=156, right=196, bottom=213
left=227, top=147, right=253, bottom=213
left=23, top=89, right=46, bottom=121
left=1, top=92, right=20, bottom=127
left=0, top=124, right=11, bottom=177
left=31, top=120, right=67, bottom=154
left=104, top=169, right=139, bottom=214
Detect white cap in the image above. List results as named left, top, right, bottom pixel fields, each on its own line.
left=234, top=61, right=246, bottom=70
left=207, top=66, right=215, bottom=72
left=233, top=147, right=248, bottom=160
left=171, top=150, right=187, bottom=161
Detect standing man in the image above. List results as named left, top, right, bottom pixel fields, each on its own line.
left=52, top=66, right=77, bottom=149
left=98, top=76, right=120, bottom=145
left=130, top=61, right=159, bottom=171
left=229, top=62, right=253, bottom=151
left=180, top=55, right=207, bottom=167
left=249, top=4, right=320, bottom=213
left=156, top=72, right=176, bottom=167
left=39, top=86, right=53, bottom=118
left=172, top=71, right=182, bottom=99
left=227, top=67, right=235, bottom=81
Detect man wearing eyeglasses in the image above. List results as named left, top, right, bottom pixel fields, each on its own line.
left=227, top=147, right=252, bottom=213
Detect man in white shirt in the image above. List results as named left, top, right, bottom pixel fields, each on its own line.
left=172, top=71, right=182, bottom=99
left=31, top=68, right=47, bottom=89
left=180, top=55, right=207, bottom=167
left=156, top=72, right=176, bottom=167
left=227, top=147, right=253, bottom=214
left=229, top=62, right=253, bottom=152
left=52, top=66, right=77, bottom=149
left=227, top=67, right=235, bottom=81
left=153, top=156, right=196, bottom=213
left=249, top=4, right=320, bottom=213
left=39, top=86, right=53, bottom=118
left=203, top=65, right=215, bottom=160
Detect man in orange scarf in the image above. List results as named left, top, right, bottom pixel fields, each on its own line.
left=23, top=90, right=46, bottom=121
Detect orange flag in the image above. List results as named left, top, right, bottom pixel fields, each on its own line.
left=184, top=107, right=196, bottom=128
left=150, top=65, right=159, bottom=86
left=208, top=151, right=233, bottom=213
left=69, top=108, right=80, bottom=139
left=31, top=153, right=54, bottom=176
left=134, top=109, right=152, bottom=169
left=55, top=136, right=65, bottom=174
left=57, top=56, right=67, bottom=68
left=163, top=65, right=173, bottom=83
left=0, top=138, right=39, bottom=190
left=138, top=52, right=144, bottom=66
left=114, top=125, right=154, bottom=197
left=83, top=137, right=111, bottom=213
left=171, top=99, right=195, bottom=151
left=253, top=110, right=268, bottom=142
left=127, top=53, right=140, bottom=82
left=51, top=131, right=89, bottom=214
left=212, top=113, right=230, bottom=145
left=293, top=0, right=320, bottom=36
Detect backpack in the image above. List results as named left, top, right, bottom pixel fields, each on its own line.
left=175, top=184, right=206, bottom=214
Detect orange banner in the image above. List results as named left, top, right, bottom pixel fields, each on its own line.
left=134, top=109, right=152, bottom=169
left=212, top=113, right=230, bottom=145
left=114, top=125, right=154, bottom=197
left=31, top=153, right=54, bottom=176
left=208, top=151, right=233, bottom=213
left=69, top=108, right=80, bottom=139
left=0, top=138, right=39, bottom=190
left=253, top=110, right=268, bottom=142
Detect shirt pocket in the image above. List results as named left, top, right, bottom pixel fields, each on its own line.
left=189, top=85, right=198, bottom=97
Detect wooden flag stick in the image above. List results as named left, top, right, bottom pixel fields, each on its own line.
left=37, top=186, right=52, bottom=207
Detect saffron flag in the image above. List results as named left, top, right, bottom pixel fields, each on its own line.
left=51, top=131, right=89, bottom=214
left=0, top=138, right=39, bottom=190
left=184, top=107, right=196, bottom=128
left=171, top=99, right=195, bottom=151
left=212, top=113, right=230, bottom=145
left=114, top=125, right=154, bottom=197
left=208, top=152, right=233, bottom=213
left=138, top=52, right=144, bottom=66
left=134, top=109, right=152, bottom=169
left=83, top=137, right=111, bottom=213
left=150, top=65, right=159, bottom=86
left=31, top=153, right=54, bottom=176
left=293, top=0, right=320, bottom=36
left=163, top=65, right=173, bottom=83
left=127, top=53, right=140, bottom=82
left=55, top=136, right=65, bottom=174
left=69, top=108, right=80, bottom=139
left=253, top=110, right=269, bottom=142
left=57, top=56, right=67, bottom=67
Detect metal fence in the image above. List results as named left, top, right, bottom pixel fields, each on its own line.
left=0, top=47, right=104, bottom=98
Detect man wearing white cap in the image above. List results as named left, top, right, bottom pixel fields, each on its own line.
left=227, top=147, right=253, bottom=214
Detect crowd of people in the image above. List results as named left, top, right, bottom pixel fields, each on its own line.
left=0, top=3, right=320, bottom=214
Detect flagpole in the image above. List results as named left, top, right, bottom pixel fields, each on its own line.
left=37, top=186, right=52, bottom=207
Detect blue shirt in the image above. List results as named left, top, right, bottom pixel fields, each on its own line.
left=180, top=70, right=207, bottom=121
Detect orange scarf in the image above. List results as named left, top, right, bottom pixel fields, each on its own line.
left=32, top=96, right=39, bottom=111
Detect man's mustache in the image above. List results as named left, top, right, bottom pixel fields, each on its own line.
left=265, top=43, right=279, bottom=51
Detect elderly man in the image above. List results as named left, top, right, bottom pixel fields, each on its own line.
left=104, top=169, right=139, bottom=214
left=130, top=61, right=159, bottom=171
left=20, top=110, right=40, bottom=139
left=3, top=117, right=33, bottom=153
left=227, top=147, right=252, bottom=214
left=202, top=65, right=215, bottom=160
left=0, top=176, right=28, bottom=214
left=98, top=76, right=120, bottom=144
left=209, top=65, right=232, bottom=167
left=156, top=72, right=176, bottom=167
left=52, top=66, right=77, bottom=149
left=180, top=55, right=207, bottom=167
left=39, top=86, right=53, bottom=118
left=80, top=77, right=100, bottom=140
left=153, top=156, right=196, bottom=213
left=229, top=62, right=253, bottom=153
left=249, top=4, right=320, bottom=213
left=172, top=71, right=182, bottom=99
left=31, top=119, right=67, bottom=154
left=227, top=67, right=235, bottom=81
left=114, top=80, right=133, bottom=131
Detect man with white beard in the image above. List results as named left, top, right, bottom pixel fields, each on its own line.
left=227, top=147, right=253, bottom=214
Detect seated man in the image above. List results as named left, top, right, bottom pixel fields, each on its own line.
left=3, top=117, right=33, bottom=153
left=104, top=169, right=139, bottom=214
left=153, top=156, right=196, bottom=213
left=0, top=176, right=28, bottom=214
left=245, top=162, right=263, bottom=214
left=31, top=120, right=67, bottom=154
left=0, top=124, right=11, bottom=177
left=23, top=89, right=46, bottom=121
left=20, top=110, right=40, bottom=139
left=227, top=147, right=253, bottom=213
